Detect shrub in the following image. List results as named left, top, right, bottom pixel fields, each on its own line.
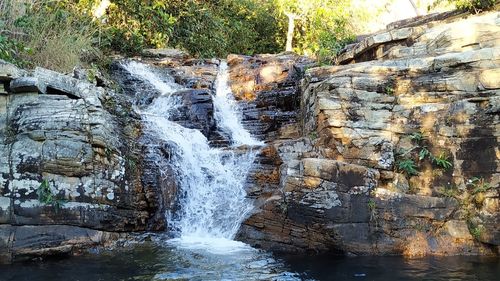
left=101, top=0, right=282, bottom=57
left=431, top=0, right=498, bottom=12
left=2, top=1, right=98, bottom=72
left=452, top=0, right=497, bottom=12
left=100, top=0, right=175, bottom=55
left=468, top=224, right=484, bottom=240
left=1, top=0, right=361, bottom=66
left=409, top=132, right=424, bottom=143
left=275, top=0, right=355, bottom=61
left=0, top=34, right=28, bottom=66
left=436, top=184, right=460, bottom=198
left=467, top=177, right=492, bottom=194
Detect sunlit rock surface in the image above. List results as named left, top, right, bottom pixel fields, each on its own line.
left=0, top=9, right=498, bottom=264
left=0, top=63, right=147, bottom=263
left=237, top=11, right=499, bottom=256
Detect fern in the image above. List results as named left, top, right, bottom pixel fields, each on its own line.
left=398, top=159, right=418, bottom=176
left=37, top=179, right=65, bottom=212
left=410, top=132, right=424, bottom=143
left=432, top=152, right=453, bottom=170
left=418, top=147, right=430, bottom=161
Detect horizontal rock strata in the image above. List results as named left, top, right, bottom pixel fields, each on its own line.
left=0, top=62, right=149, bottom=263
left=238, top=11, right=499, bottom=257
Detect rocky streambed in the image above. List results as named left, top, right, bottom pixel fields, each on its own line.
left=0, top=10, right=499, bottom=265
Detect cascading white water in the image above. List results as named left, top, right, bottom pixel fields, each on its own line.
left=213, top=61, right=263, bottom=146
left=124, top=61, right=182, bottom=96
left=122, top=61, right=259, bottom=252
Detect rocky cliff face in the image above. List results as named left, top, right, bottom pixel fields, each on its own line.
left=0, top=10, right=498, bottom=264
left=0, top=63, right=150, bottom=263
left=237, top=11, right=499, bottom=256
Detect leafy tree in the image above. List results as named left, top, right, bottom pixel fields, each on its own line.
left=0, top=0, right=380, bottom=69
left=431, top=0, right=497, bottom=12
left=274, top=0, right=356, bottom=61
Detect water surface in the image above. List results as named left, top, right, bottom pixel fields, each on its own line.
left=280, top=252, right=500, bottom=281
left=1, top=239, right=498, bottom=281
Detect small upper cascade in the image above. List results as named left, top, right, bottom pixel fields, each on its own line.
left=213, top=61, right=263, bottom=146
left=123, top=60, right=181, bottom=99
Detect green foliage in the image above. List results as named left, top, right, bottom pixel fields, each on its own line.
left=1, top=0, right=283, bottom=65
left=37, top=179, right=65, bottom=211
left=451, top=0, right=497, bottom=12
left=100, top=0, right=282, bottom=57
left=431, top=151, right=453, bottom=170
left=0, top=34, right=29, bottom=66
left=398, top=159, right=418, bottom=176
left=100, top=0, right=175, bottom=54
left=418, top=147, right=431, bottom=161
left=367, top=199, right=376, bottom=210
left=1, top=0, right=361, bottom=67
left=1, top=1, right=98, bottom=72
left=436, top=184, right=460, bottom=198
left=467, top=177, right=493, bottom=195
left=429, top=0, right=497, bottom=12
left=127, top=157, right=137, bottom=171
left=384, top=86, right=394, bottom=95
left=308, top=131, right=318, bottom=140
left=469, top=224, right=483, bottom=241
left=410, top=132, right=425, bottom=143
left=398, top=132, right=453, bottom=176
left=37, top=179, right=53, bottom=204
left=278, top=200, right=288, bottom=215
left=275, top=0, right=355, bottom=61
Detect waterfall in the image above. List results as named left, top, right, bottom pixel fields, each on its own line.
left=122, top=61, right=259, bottom=252
left=213, top=61, right=263, bottom=146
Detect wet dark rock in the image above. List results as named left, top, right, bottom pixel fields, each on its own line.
left=169, top=89, right=216, bottom=137
left=0, top=224, right=126, bottom=264
left=110, top=60, right=163, bottom=107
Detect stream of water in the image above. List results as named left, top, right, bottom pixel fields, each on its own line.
left=2, top=61, right=498, bottom=281
left=1, top=241, right=498, bottom=281
left=122, top=60, right=259, bottom=251
left=115, top=61, right=303, bottom=278
left=212, top=61, right=263, bottom=146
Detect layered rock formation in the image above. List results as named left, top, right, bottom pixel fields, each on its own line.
left=0, top=62, right=149, bottom=263
left=227, top=53, right=313, bottom=141
left=237, top=11, right=499, bottom=256
left=0, top=9, right=498, bottom=264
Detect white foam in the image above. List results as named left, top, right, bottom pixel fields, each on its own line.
left=123, top=61, right=257, bottom=245
left=213, top=61, right=264, bottom=146
left=168, top=236, right=255, bottom=255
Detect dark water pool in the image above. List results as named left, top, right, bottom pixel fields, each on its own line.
left=1, top=239, right=498, bottom=281
left=280, top=253, right=500, bottom=281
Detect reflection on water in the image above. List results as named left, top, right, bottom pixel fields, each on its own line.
left=0, top=235, right=302, bottom=281
left=1, top=238, right=499, bottom=281
left=280, top=252, right=500, bottom=281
